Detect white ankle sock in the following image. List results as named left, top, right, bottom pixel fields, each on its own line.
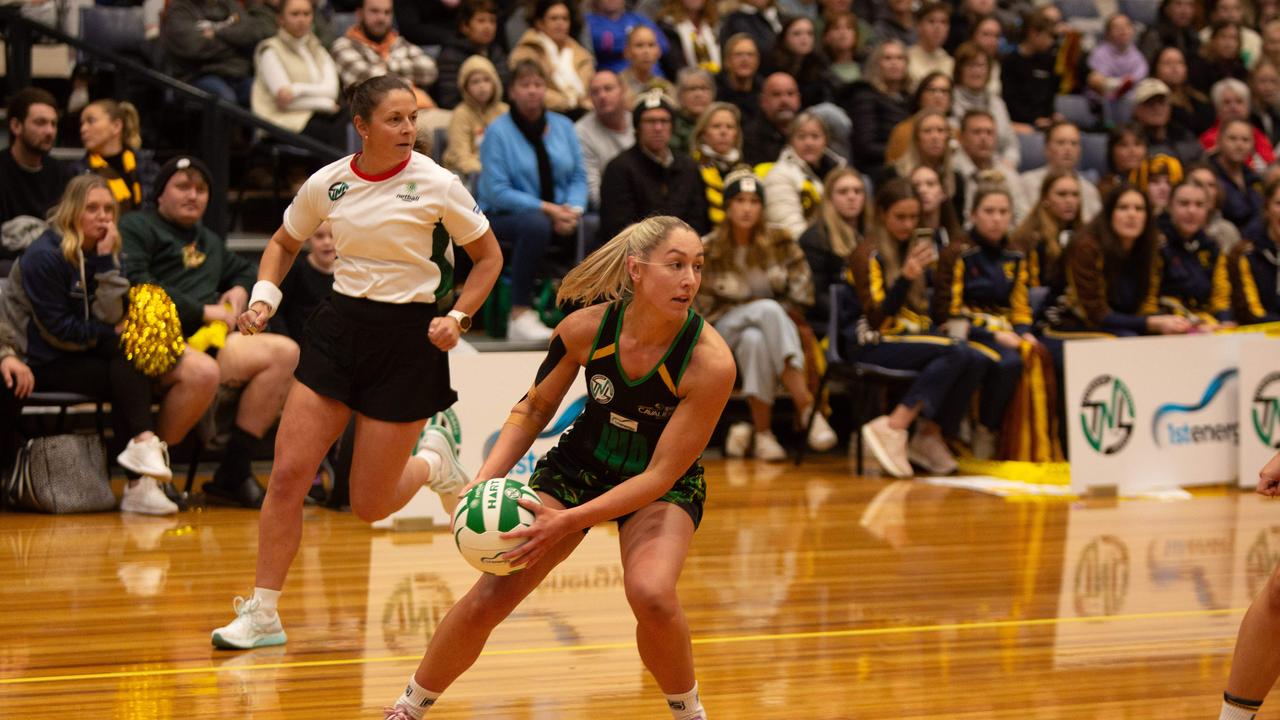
left=252, top=587, right=281, bottom=613
left=1221, top=693, right=1263, bottom=720
left=396, top=676, right=440, bottom=718
left=417, top=448, right=443, bottom=484
left=666, top=682, right=705, bottom=720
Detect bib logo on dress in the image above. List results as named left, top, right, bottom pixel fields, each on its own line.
left=328, top=181, right=349, bottom=201
left=589, top=374, right=614, bottom=404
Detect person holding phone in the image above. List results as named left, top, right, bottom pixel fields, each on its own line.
left=845, top=178, right=983, bottom=477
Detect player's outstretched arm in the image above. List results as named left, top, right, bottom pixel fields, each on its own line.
left=467, top=306, right=604, bottom=491
left=1259, top=450, right=1280, bottom=497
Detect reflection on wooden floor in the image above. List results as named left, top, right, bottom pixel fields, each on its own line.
left=1, top=456, right=1275, bottom=718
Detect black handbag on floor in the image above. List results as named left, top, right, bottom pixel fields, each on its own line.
left=3, top=434, right=116, bottom=513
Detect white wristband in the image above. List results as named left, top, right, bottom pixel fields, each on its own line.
left=250, top=280, right=283, bottom=318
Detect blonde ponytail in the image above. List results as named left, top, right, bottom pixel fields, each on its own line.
left=86, top=99, right=143, bottom=150
left=118, top=101, right=142, bottom=150
left=557, top=215, right=693, bottom=306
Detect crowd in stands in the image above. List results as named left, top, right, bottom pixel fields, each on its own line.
left=8, top=0, right=1280, bottom=509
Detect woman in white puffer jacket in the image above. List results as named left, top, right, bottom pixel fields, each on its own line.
left=761, top=111, right=846, bottom=241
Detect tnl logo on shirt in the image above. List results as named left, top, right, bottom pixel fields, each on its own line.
left=589, top=374, right=614, bottom=404
left=328, top=181, right=349, bottom=201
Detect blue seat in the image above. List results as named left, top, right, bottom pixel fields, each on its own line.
left=1056, top=0, right=1100, bottom=18
left=1055, top=94, right=1098, bottom=130
left=78, top=5, right=146, bottom=71
left=1079, top=132, right=1109, bottom=176
left=577, top=212, right=599, bottom=262
left=431, top=126, right=449, bottom=164
left=1119, top=0, right=1159, bottom=27
left=1018, top=131, right=1047, bottom=173
left=79, top=5, right=145, bottom=55
left=329, top=11, right=358, bottom=37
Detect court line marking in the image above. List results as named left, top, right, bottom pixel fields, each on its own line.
left=0, top=606, right=1245, bottom=686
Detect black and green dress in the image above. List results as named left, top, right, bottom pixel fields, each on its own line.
left=529, top=301, right=708, bottom=528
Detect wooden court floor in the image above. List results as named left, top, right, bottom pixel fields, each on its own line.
left=0, top=455, right=1273, bottom=719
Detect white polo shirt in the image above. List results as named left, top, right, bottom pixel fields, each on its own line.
left=283, top=152, right=490, bottom=304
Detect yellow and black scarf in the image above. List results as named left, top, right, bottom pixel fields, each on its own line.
left=87, top=149, right=142, bottom=212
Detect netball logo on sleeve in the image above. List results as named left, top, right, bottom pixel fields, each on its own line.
left=328, top=182, right=349, bottom=201
left=589, top=374, right=615, bottom=404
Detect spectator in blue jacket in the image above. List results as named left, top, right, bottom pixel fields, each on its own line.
left=587, top=0, right=670, bottom=74
left=1, top=175, right=219, bottom=515
left=477, top=60, right=588, bottom=341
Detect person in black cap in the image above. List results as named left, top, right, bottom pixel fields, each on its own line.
left=119, top=155, right=301, bottom=508
left=598, top=89, right=710, bottom=247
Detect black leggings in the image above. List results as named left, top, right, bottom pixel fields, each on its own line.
left=30, top=344, right=155, bottom=453
left=0, top=378, right=19, bottom=476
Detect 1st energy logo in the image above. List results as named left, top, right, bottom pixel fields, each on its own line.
left=1080, top=375, right=1135, bottom=454
left=1152, top=368, right=1238, bottom=447
left=1253, top=372, right=1280, bottom=449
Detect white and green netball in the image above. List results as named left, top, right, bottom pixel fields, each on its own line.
left=452, top=478, right=542, bottom=575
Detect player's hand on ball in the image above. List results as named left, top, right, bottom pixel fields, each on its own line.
left=500, top=500, right=571, bottom=569
left=1258, top=451, right=1280, bottom=497
left=428, top=316, right=459, bottom=351
left=237, top=302, right=270, bottom=335
left=457, top=474, right=486, bottom=498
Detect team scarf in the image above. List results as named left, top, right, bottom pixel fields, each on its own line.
left=87, top=149, right=141, bottom=210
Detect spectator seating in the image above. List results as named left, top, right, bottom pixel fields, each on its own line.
left=20, top=391, right=105, bottom=436
left=1018, top=131, right=1047, bottom=173
left=1079, top=131, right=1108, bottom=179
left=1119, top=0, right=1159, bottom=29
left=1054, top=94, right=1098, bottom=131
left=795, top=285, right=921, bottom=471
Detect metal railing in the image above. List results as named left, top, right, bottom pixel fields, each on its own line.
left=0, top=8, right=346, bottom=235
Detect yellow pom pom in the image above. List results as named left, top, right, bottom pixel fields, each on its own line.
left=119, top=284, right=187, bottom=377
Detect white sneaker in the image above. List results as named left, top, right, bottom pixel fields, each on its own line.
left=116, top=436, right=172, bottom=480
left=752, top=431, right=787, bottom=461
left=418, top=426, right=468, bottom=495
left=908, top=432, right=958, bottom=475
left=211, top=596, right=287, bottom=649
left=860, top=416, right=912, bottom=478
left=806, top=411, right=838, bottom=452
left=972, top=426, right=998, bottom=460
left=120, top=477, right=179, bottom=515
left=507, top=310, right=554, bottom=342
left=725, top=422, right=752, bottom=458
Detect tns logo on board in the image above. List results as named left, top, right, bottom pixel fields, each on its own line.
left=1080, top=374, right=1135, bottom=454
left=1252, top=372, right=1280, bottom=449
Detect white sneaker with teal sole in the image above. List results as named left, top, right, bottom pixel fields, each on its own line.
left=418, top=426, right=468, bottom=495
left=211, top=596, right=287, bottom=649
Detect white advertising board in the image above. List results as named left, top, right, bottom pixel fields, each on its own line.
left=1066, top=334, right=1240, bottom=495
left=1237, top=335, right=1280, bottom=489
left=375, top=352, right=585, bottom=529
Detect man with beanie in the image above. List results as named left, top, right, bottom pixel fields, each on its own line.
left=598, top=90, right=710, bottom=245
left=120, top=156, right=300, bottom=508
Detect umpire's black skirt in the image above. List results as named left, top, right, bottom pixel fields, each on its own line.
left=295, top=292, right=457, bottom=423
